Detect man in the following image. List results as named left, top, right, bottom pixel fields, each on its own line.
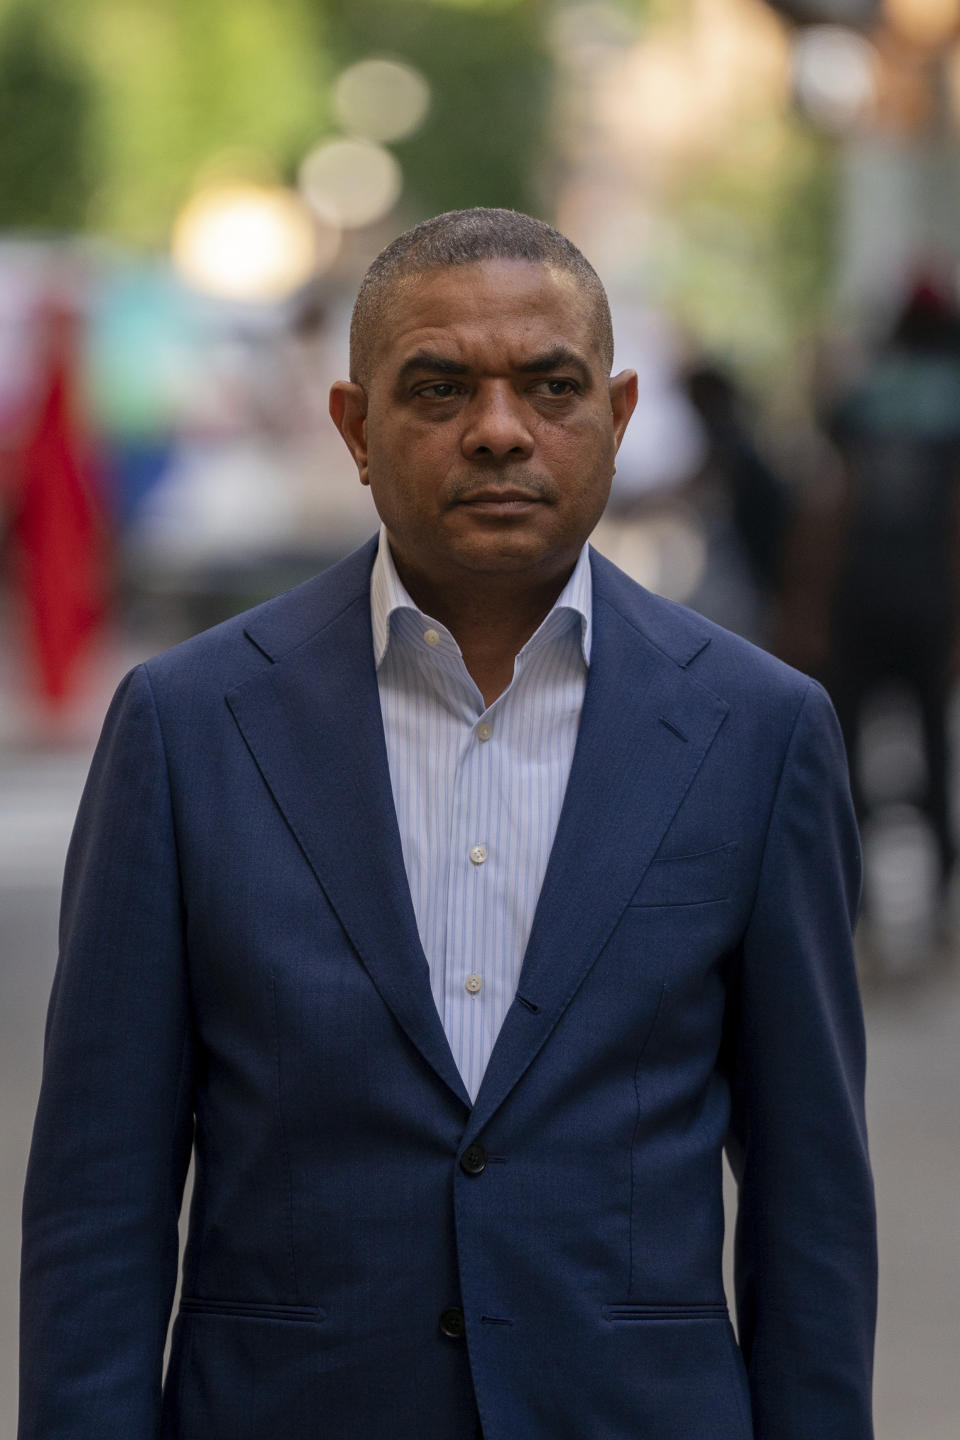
left=20, top=209, right=876, bottom=1439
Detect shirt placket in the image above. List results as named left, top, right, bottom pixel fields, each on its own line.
left=443, top=692, right=505, bottom=1100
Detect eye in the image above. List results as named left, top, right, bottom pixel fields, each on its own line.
left=533, top=378, right=578, bottom=397
left=416, top=382, right=461, bottom=399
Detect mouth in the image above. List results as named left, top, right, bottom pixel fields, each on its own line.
left=455, top=489, right=545, bottom=514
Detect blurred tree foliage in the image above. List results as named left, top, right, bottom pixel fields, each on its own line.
left=54, top=0, right=333, bottom=245
left=0, top=0, right=837, bottom=375
left=660, top=121, right=837, bottom=376
left=0, top=0, right=549, bottom=245
left=0, top=4, right=95, bottom=231
left=323, top=0, right=551, bottom=218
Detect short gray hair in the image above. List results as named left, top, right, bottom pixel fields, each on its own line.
left=349, top=207, right=614, bottom=385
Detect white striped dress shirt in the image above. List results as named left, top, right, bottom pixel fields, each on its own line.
left=371, top=525, right=592, bottom=1101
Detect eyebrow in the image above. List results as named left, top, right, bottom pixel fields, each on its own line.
left=514, top=347, right=592, bottom=384
left=396, top=350, right=470, bottom=385
left=395, top=344, right=593, bottom=387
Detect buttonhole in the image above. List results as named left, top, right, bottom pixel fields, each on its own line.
left=480, top=1314, right=514, bottom=1326
left=659, top=716, right=688, bottom=742
left=516, top=994, right=539, bottom=1013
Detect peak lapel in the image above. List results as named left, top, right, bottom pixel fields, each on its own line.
left=467, top=588, right=728, bottom=1138
left=227, top=584, right=470, bottom=1111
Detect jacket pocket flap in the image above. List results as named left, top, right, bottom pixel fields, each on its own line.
left=180, top=1297, right=326, bottom=1324
left=604, top=1301, right=729, bottom=1322
left=629, top=843, right=737, bottom=908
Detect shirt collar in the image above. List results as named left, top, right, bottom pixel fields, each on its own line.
left=370, top=522, right=593, bottom=670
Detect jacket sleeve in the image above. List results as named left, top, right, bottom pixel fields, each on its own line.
left=19, top=664, right=195, bottom=1439
left=725, top=679, right=877, bottom=1440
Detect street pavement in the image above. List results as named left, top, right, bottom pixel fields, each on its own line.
left=1, top=749, right=958, bottom=1438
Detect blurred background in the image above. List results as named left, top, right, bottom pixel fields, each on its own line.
left=2, top=0, right=959, bottom=1434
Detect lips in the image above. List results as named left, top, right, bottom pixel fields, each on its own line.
left=456, top=489, right=544, bottom=506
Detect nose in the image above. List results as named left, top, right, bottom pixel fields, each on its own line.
left=461, top=381, right=534, bottom=462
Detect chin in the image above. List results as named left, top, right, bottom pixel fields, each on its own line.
left=452, top=537, right=575, bottom=575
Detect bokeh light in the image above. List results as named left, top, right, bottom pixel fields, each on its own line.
left=791, top=26, right=878, bottom=131
left=299, top=138, right=403, bottom=229
left=171, top=183, right=334, bottom=302
left=332, top=58, right=431, bottom=143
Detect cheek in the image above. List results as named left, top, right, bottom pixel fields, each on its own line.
left=364, top=455, right=441, bottom=534
left=368, top=417, right=453, bottom=475
left=538, top=407, right=612, bottom=454
left=544, top=421, right=615, bottom=487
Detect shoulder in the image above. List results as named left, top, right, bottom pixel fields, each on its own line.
left=589, top=546, right=818, bottom=716
left=140, top=538, right=378, bottom=698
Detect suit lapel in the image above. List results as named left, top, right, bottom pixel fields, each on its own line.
left=227, top=557, right=471, bottom=1111
left=466, top=574, right=729, bottom=1138
left=223, top=543, right=728, bottom=1129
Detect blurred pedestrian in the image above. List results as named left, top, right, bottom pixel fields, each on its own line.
left=825, top=282, right=960, bottom=903
left=9, top=302, right=107, bottom=709
left=682, top=359, right=792, bottom=646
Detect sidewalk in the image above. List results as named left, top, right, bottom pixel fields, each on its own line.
left=866, top=954, right=960, bottom=1438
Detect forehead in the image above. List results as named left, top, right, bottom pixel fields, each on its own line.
left=375, top=260, right=598, bottom=376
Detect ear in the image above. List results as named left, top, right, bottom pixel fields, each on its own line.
left=609, top=369, right=638, bottom=457
left=329, top=381, right=370, bottom=485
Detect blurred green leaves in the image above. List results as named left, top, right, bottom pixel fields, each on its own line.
left=661, top=123, right=838, bottom=375
left=0, top=0, right=837, bottom=379
left=63, top=0, right=331, bottom=245
left=0, top=4, right=94, bottom=231
left=325, top=0, right=550, bottom=218
left=0, top=0, right=549, bottom=245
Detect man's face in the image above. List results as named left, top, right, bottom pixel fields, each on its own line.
left=330, top=259, right=637, bottom=596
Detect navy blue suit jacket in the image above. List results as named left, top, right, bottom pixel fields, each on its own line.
left=20, top=540, right=876, bottom=1439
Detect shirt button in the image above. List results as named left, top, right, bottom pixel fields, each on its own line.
left=476, top=722, right=493, bottom=742
left=465, top=973, right=483, bottom=994
left=469, top=845, right=488, bottom=866
left=423, top=628, right=440, bottom=647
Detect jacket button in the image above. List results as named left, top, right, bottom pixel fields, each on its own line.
left=439, top=1306, right=466, bottom=1339
left=460, top=1144, right=487, bottom=1175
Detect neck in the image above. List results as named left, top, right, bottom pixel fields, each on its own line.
left=394, top=558, right=578, bottom=708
